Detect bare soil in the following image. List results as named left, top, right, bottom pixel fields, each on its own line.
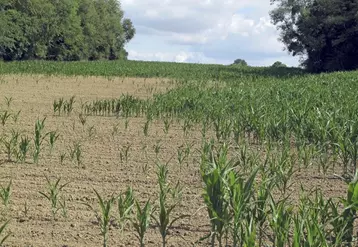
left=0, top=74, right=347, bottom=247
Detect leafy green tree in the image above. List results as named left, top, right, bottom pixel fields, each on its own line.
left=0, top=0, right=135, bottom=61
left=271, top=61, right=287, bottom=68
left=233, top=59, right=248, bottom=66
left=270, top=0, right=358, bottom=72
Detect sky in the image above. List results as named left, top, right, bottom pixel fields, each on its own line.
left=121, top=0, right=301, bottom=67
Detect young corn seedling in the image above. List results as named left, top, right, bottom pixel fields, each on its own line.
left=33, top=118, right=48, bottom=164
left=132, top=199, right=152, bottom=247
left=69, top=142, right=82, bottom=166
left=59, top=152, right=66, bottom=165
left=63, top=96, right=75, bottom=115
left=338, top=171, right=358, bottom=244
left=39, top=176, right=69, bottom=220
left=143, top=119, right=150, bottom=137
left=154, top=140, right=162, bottom=160
left=228, top=167, right=258, bottom=247
left=152, top=163, right=189, bottom=247
left=1, top=111, right=11, bottom=126
left=182, top=119, right=192, bottom=137
left=124, top=118, right=129, bottom=131
left=11, top=110, right=20, bottom=123
left=53, top=98, right=64, bottom=116
left=79, top=113, right=87, bottom=127
left=85, top=190, right=115, bottom=247
left=268, top=197, right=293, bottom=247
left=242, top=217, right=257, bottom=247
left=48, top=131, right=60, bottom=154
left=1, top=130, right=19, bottom=162
left=59, top=196, right=68, bottom=218
left=177, top=146, right=188, bottom=171
left=23, top=201, right=29, bottom=218
left=4, top=97, right=12, bottom=108
left=18, top=136, right=30, bottom=163
left=0, top=180, right=12, bottom=208
left=87, top=125, right=96, bottom=139
left=0, top=220, right=11, bottom=245
left=163, top=118, right=172, bottom=134
left=200, top=143, right=232, bottom=247
left=111, top=124, right=119, bottom=139
left=254, top=171, right=274, bottom=247
left=119, top=143, right=131, bottom=164
left=117, top=187, right=134, bottom=231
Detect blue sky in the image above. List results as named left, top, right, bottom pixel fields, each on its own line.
left=121, top=0, right=300, bottom=67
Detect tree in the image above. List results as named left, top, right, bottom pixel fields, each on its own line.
left=233, top=59, right=248, bottom=66
left=270, top=0, right=358, bottom=73
left=0, top=0, right=135, bottom=61
left=271, top=61, right=287, bottom=68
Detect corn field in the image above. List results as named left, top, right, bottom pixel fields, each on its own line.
left=0, top=61, right=357, bottom=246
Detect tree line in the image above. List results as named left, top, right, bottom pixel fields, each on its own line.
left=270, top=0, right=358, bottom=73
left=0, top=0, right=135, bottom=61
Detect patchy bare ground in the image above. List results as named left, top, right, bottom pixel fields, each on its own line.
left=0, top=74, right=347, bottom=247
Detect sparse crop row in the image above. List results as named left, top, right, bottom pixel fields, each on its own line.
left=80, top=95, right=146, bottom=118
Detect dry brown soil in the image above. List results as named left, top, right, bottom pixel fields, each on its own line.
left=0, top=74, right=347, bottom=247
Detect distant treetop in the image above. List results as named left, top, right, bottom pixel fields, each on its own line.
left=233, top=59, right=248, bottom=66
left=271, top=61, right=287, bottom=68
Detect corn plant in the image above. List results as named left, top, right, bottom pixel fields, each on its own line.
left=163, top=118, right=172, bottom=134
left=268, top=197, right=293, bottom=247
left=0, top=111, right=11, bottom=126
left=0, top=220, right=10, bottom=245
left=200, top=143, right=233, bottom=247
left=53, top=98, right=64, bottom=116
left=87, top=125, right=96, bottom=138
left=143, top=119, right=150, bottom=137
left=79, top=113, right=87, bottom=127
left=132, top=199, right=152, bottom=247
left=124, top=118, right=129, bottom=131
left=182, top=119, right=192, bottom=137
left=1, top=130, right=19, bottom=162
left=39, top=176, right=69, bottom=220
left=119, top=143, right=131, bottom=164
left=59, top=152, right=66, bottom=165
left=85, top=190, right=115, bottom=247
left=69, top=142, right=82, bottom=166
left=177, top=145, right=188, bottom=171
left=227, top=167, right=258, bottom=247
left=11, top=110, right=21, bottom=123
left=63, top=96, right=75, bottom=115
left=0, top=180, right=12, bottom=208
left=111, top=124, right=119, bottom=139
left=48, top=131, right=60, bottom=154
left=338, top=171, right=358, bottom=244
left=18, top=136, right=30, bottom=163
left=59, top=196, right=68, bottom=218
left=152, top=163, right=189, bottom=247
left=154, top=140, right=162, bottom=160
left=33, top=118, right=48, bottom=164
left=4, top=97, right=12, bottom=108
left=254, top=170, right=274, bottom=247
left=293, top=189, right=333, bottom=247
left=117, top=187, right=134, bottom=230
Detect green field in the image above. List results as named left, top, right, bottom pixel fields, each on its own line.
left=1, top=60, right=358, bottom=246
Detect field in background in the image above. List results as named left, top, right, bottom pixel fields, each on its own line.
left=0, top=61, right=357, bottom=246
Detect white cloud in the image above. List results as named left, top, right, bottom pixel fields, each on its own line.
left=128, top=50, right=231, bottom=64
left=122, top=0, right=300, bottom=66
